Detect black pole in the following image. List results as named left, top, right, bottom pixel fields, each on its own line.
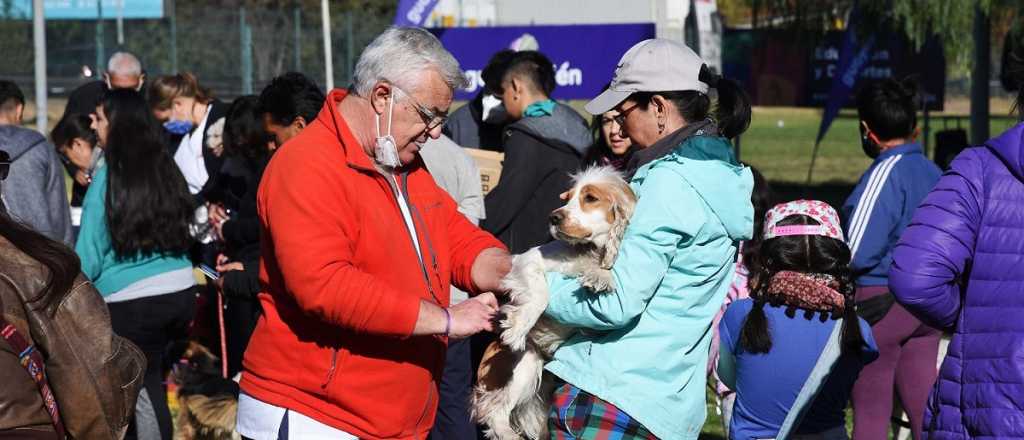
left=294, top=6, right=302, bottom=72
left=96, top=0, right=105, bottom=72
left=923, top=93, right=931, bottom=157
left=170, top=0, right=178, bottom=73
left=970, top=0, right=990, bottom=145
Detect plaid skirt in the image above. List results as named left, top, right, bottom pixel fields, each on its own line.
left=548, top=382, right=659, bottom=440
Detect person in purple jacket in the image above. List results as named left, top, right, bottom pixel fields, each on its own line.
left=888, top=75, right=1024, bottom=439
left=842, top=78, right=942, bottom=440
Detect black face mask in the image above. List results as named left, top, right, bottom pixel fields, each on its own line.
left=859, top=124, right=881, bottom=159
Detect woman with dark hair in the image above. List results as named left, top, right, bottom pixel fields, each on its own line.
left=51, top=113, right=102, bottom=237
left=540, top=39, right=754, bottom=438
left=583, top=83, right=634, bottom=170
left=51, top=113, right=100, bottom=177
left=209, top=95, right=276, bottom=377
left=78, top=88, right=197, bottom=440
left=0, top=147, right=145, bottom=438
left=718, top=200, right=878, bottom=440
left=583, top=107, right=633, bottom=170
left=843, top=78, right=942, bottom=440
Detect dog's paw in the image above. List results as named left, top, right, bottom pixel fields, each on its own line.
left=578, top=269, right=615, bottom=293
left=499, top=310, right=531, bottom=352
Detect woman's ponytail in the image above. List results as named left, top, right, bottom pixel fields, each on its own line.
left=699, top=64, right=752, bottom=139
left=838, top=276, right=865, bottom=355
left=739, top=269, right=773, bottom=354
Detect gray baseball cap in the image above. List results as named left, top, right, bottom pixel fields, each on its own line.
left=585, top=39, right=710, bottom=115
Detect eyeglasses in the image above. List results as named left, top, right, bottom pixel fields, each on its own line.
left=613, top=103, right=641, bottom=127
left=392, top=85, right=448, bottom=132
left=0, top=150, right=10, bottom=181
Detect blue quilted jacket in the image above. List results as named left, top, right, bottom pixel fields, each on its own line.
left=889, top=122, right=1024, bottom=439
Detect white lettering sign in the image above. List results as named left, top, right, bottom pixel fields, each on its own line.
left=462, top=61, right=583, bottom=94
left=405, top=0, right=434, bottom=25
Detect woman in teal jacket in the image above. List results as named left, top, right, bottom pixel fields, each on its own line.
left=543, top=39, right=754, bottom=439
left=78, top=89, right=196, bottom=440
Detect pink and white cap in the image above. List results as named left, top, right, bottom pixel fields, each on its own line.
left=763, top=199, right=845, bottom=242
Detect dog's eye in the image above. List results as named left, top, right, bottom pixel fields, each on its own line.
left=584, top=194, right=599, bottom=203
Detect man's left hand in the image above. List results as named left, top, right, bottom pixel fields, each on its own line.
left=471, top=247, right=512, bottom=295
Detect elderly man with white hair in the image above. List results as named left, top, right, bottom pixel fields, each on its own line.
left=63, top=51, right=145, bottom=117
left=236, top=27, right=512, bottom=440
left=58, top=51, right=145, bottom=237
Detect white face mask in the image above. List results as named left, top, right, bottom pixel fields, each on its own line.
left=374, top=91, right=402, bottom=169
left=481, top=93, right=507, bottom=123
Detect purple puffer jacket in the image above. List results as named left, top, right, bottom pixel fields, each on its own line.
left=890, top=122, right=1024, bottom=439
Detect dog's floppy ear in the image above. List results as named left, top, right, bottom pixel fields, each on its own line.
left=601, top=180, right=638, bottom=269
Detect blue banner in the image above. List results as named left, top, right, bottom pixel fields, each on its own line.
left=814, top=11, right=875, bottom=145
left=430, top=24, right=657, bottom=100
left=5, top=0, right=164, bottom=20
left=394, top=0, right=440, bottom=26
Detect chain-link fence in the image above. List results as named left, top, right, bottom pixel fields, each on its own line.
left=1, top=0, right=396, bottom=101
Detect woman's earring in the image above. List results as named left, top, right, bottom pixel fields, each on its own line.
left=658, top=121, right=665, bottom=134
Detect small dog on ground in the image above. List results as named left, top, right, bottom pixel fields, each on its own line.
left=172, top=341, right=241, bottom=440
left=472, top=166, right=637, bottom=440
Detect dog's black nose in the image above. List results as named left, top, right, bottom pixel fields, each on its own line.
left=549, top=210, right=565, bottom=226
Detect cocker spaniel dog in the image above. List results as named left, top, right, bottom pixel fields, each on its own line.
left=472, top=166, right=637, bottom=440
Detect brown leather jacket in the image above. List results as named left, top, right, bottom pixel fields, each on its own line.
left=0, top=237, right=145, bottom=439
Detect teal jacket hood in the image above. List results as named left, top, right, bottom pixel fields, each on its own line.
left=642, top=135, right=754, bottom=242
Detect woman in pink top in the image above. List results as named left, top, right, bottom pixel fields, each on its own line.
left=709, top=165, right=773, bottom=430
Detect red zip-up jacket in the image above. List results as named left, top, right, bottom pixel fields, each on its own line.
left=240, top=89, right=504, bottom=439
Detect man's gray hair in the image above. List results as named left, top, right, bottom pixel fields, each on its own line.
left=107, top=52, right=142, bottom=76
left=352, top=27, right=467, bottom=97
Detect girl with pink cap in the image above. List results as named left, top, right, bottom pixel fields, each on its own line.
left=718, top=200, right=879, bottom=440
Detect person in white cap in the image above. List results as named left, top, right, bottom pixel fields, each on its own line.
left=539, top=39, right=755, bottom=439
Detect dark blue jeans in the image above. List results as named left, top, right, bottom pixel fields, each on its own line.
left=429, top=337, right=477, bottom=440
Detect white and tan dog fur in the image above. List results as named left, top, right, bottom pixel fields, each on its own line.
left=472, top=166, right=637, bottom=440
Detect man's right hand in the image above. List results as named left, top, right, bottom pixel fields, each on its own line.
left=447, top=292, right=499, bottom=339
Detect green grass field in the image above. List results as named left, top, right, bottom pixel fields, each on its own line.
left=724, top=107, right=1017, bottom=210
left=741, top=107, right=1019, bottom=184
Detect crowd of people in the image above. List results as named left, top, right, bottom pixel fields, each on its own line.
left=0, top=24, right=1022, bottom=440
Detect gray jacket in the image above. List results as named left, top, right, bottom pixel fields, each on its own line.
left=442, top=96, right=506, bottom=152
left=0, top=125, right=73, bottom=245
left=419, top=134, right=486, bottom=304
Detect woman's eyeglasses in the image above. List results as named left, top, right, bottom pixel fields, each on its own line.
left=613, top=103, right=641, bottom=127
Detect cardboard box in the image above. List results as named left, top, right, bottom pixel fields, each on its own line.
left=465, top=148, right=504, bottom=195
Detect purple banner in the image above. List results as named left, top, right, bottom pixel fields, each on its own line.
left=394, top=0, right=440, bottom=26
left=430, top=24, right=657, bottom=100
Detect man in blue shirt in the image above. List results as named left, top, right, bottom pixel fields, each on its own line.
left=843, top=78, right=942, bottom=440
